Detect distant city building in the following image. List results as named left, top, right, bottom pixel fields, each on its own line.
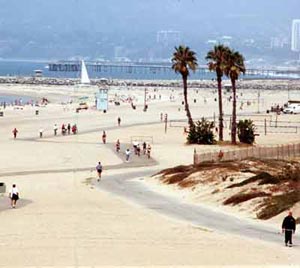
left=156, top=30, right=181, bottom=47
left=220, top=36, right=232, bottom=47
left=270, top=36, right=289, bottom=49
left=291, top=19, right=300, bottom=52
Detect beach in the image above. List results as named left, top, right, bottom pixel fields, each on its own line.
left=0, top=79, right=299, bottom=266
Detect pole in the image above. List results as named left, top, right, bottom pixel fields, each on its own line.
left=257, top=89, right=260, bottom=113
left=164, top=114, right=168, bottom=134
left=264, top=118, right=267, bottom=136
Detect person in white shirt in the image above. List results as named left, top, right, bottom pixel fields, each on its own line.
left=39, top=128, right=44, bottom=138
left=125, top=148, right=131, bottom=162
left=53, top=124, right=58, bottom=136
left=9, top=184, right=19, bottom=208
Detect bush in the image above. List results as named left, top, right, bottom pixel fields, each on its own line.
left=187, top=118, right=216, bottom=144
left=223, top=191, right=270, bottom=206
left=257, top=190, right=300, bottom=219
left=237, top=119, right=256, bottom=144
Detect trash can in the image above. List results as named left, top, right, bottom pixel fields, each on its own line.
left=0, top=182, right=6, bottom=193
left=0, top=111, right=3, bottom=117
left=35, top=110, right=39, bottom=115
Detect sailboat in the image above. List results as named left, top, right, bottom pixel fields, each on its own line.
left=80, top=60, right=91, bottom=84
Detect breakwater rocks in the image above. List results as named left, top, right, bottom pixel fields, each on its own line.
left=0, top=76, right=299, bottom=91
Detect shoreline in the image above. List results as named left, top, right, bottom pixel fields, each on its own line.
left=1, top=76, right=300, bottom=91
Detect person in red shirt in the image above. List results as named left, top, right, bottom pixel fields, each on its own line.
left=12, top=128, right=18, bottom=139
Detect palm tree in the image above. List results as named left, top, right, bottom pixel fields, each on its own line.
left=172, top=45, right=198, bottom=128
left=224, top=50, right=246, bottom=144
left=206, top=45, right=231, bottom=141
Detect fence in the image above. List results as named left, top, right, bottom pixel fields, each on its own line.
left=193, top=143, right=300, bottom=164
left=130, top=136, right=154, bottom=144
left=170, top=115, right=300, bottom=135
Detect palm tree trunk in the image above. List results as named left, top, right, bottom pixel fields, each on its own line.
left=217, top=75, right=223, bottom=141
left=231, top=78, right=237, bottom=144
left=183, top=76, right=194, bottom=128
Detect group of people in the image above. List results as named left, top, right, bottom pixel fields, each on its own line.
left=12, top=123, right=78, bottom=139
left=132, top=141, right=151, bottom=158
left=60, top=123, right=77, bottom=135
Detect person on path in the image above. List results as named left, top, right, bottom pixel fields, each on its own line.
left=96, top=162, right=103, bottom=182
left=102, top=131, right=106, bottom=144
left=282, top=211, right=296, bottom=247
left=39, top=128, right=44, bottom=138
left=147, top=144, right=151, bottom=159
left=117, top=117, right=121, bottom=126
left=136, top=144, right=141, bottom=156
left=61, top=124, right=66, bottom=135
left=143, top=142, right=147, bottom=155
left=12, top=128, right=18, bottom=139
left=116, top=139, right=120, bottom=153
left=53, top=124, right=58, bottom=136
left=9, top=184, right=19, bottom=208
left=72, top=124, right=77, bottom=134
left=67, top=123, right=71, bottom=135
left=125, top=148, right=131, bottom=162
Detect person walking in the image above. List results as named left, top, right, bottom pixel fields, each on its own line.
left=117, top=117, right=121, bottom=126
left=96, top=162, right=103, bottom=182
left=53, top=124, right=58, bottom=136
left=282, top=211, right=296, bottom=247
left=102, top=131, right=107, bottom=144
left=9, top=184, right=19, bottom=208
left=39, top=128, right=44, bottom=138
left=72, top=124, right=77, bottom=134
left=143, top=141, right=147, bottom=155
left=61, top=124, right=66, bottom=135
left=67, top=123, right=71, bottom=135
left=147, top=144, right=152, bottom=159
left=125, top=148, right=131, bottom=162
left=12, top=128, right=18, bottom=139
left=116, top=139, right=120, bottom=153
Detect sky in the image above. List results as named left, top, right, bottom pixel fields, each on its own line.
left=0, top=0, right=298, bottom=35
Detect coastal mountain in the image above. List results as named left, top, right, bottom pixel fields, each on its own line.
left=0, top=0, right=298, bottom=61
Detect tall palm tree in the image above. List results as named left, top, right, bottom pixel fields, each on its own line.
left=224, top=50, right=246, bottom=144
left=206, top=44, right=231, bottom=141
left=172, top=45, right=198, bottom=128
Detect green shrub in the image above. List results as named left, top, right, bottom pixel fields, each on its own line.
left=237, top=119, right=256, bottom=144
left=187, top=118, right=216, bottom=144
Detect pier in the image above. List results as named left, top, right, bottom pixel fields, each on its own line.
left=48, top=61, right=300, bottom=79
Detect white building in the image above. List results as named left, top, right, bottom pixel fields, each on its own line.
left=291, top=19, right=300, bottom=52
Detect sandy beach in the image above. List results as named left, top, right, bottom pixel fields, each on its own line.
left=0, top=79, right=299, bottom=266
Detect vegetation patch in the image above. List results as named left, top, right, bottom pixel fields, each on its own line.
left=257, top=190, right=300, bottom=220
left=223, top=191, right=271, bottom=206
left=226, top=172, right=275, bottom=188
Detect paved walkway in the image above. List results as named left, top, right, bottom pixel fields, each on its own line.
left=96, top=168, right=299, bottom=248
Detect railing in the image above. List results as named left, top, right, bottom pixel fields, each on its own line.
left=194, top=143, right=300, bottom=164
left=130, top=136, right=154, bottom=144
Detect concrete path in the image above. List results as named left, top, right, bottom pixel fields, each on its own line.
left=97, top=168, right=299, bottom=247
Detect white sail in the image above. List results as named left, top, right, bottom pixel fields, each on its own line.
left=81, top=60, right=90, bottom=84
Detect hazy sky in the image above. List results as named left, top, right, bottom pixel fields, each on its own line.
left=0, top=0, right=299, bottom=35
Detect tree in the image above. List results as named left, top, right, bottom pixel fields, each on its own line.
left=237, top=119, right=256, bottom=144
left=187, top=118, right=216, bottom=145
left=172, top=45, right=198, bottom=128
left=206, top=44, right=230, bottom=142
left=224, top=50, right=246, bottom=144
